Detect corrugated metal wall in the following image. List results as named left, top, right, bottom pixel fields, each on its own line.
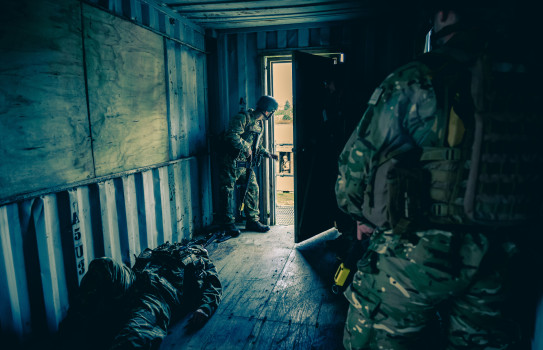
left=0, top=158, right=210, bottom=340
left=0, top=0, right=212, bottom=344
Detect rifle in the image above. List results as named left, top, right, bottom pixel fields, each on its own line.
left=236, top=131, right=262, bottom=218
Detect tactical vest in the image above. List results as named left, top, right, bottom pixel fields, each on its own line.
left=216, top=109, right=263, bottom=159
left=362, top=48, right=543, bottom=232
left=420, top=50, right=543, bottom=227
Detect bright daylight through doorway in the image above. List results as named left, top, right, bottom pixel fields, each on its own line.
left=271, top=62, right=294, bottom=225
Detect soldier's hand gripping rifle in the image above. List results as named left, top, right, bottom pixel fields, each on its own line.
left=237, top=131, right=263, bottom=218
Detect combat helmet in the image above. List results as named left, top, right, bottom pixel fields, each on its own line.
left=255, top=95, right=279, bottom=119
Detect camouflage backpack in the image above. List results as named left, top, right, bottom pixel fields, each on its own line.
left=359, top=44, right=543, bottom=233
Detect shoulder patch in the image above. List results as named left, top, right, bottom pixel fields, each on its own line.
left=368, top=87, right=383, bottom=106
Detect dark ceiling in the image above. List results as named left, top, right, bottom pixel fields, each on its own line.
left=160, top=0, right=371, bottom=30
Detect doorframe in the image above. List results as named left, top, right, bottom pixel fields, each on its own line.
left=260, top=51, right=344, bottom=229
left=263, top=55, right=292, bottom=226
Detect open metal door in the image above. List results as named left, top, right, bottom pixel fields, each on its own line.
left=293, top=51, right=336, bottom=243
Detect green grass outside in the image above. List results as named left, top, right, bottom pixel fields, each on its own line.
left=276, top=191, right=294, bottom=206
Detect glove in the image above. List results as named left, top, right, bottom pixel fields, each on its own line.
left=269, top=153, right=278, bottom=161
left=186, top=308, right=209, bottom=331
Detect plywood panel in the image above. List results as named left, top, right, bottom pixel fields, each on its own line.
left=83, top=4, right=169, bottom=176
left=0, top=0, right=93, bottom=201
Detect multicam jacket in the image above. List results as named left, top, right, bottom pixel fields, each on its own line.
left=336, top=30, right=543, bottom=229
left=335, top=57, right=445, bottom=224
left=59, top=242, right=222, bottom=350
left=224, top=108, right=269, bottom=161
left=131, top=242, right=222, bottom=317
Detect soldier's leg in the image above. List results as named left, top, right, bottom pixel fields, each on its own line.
left=216, top=161, right=238, bottom=225
left=243, top=169, right=260, bottom=221
left=343, top=252, right=440, bottom=350
left=343, top=230, right=489, bottom=350
left=343, top=303, right=374, bottom=350
left=110, top=292, right=172, bottom=350
left=446, top=238, right=520, bottom=349
left=243, top=169, right=270, bottom=232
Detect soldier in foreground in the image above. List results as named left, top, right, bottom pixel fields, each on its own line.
left=58, top=241, right=222, bottom=350
left=215, top=95, right=279, bottom=237
left=336, top=5, right=542, bottom=350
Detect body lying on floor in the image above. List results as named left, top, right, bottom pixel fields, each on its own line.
left=58, top=241, right=222, bottom=350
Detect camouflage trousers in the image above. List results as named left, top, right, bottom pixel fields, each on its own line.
left=216, top=157, right=260, bottom=224
left=343, top=229, right=520, bottom=350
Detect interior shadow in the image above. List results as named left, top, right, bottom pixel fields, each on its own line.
left=295, top=228, right=343, bottom=288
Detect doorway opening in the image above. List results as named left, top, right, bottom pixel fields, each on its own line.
left=264, top=51, right=346, bottom=241
left=267, top=59, right=294, bottom=226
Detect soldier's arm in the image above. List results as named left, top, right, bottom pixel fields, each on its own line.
left=335, top=62, right=441, bottom=222
left=335, top=64, right=432, bottom=221
left=335, top=106, right=377, bottom=222
left=225, top=113, right=251, bottom=155
left=257, top=141, right=270, bottom=157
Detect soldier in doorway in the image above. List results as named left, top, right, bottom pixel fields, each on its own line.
left=215, top=95, right=279, bottom=236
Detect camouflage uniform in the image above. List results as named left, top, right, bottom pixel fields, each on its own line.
left=217, top=108, right=269, bottom=224
left=336, top=31, right=520, bottom=349
left=59, top=242, right=222, bottom=350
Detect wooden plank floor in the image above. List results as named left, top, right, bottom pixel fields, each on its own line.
left=160, top=225, right=349, bottom=350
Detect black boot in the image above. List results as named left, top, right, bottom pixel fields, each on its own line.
left=245, top=220, right=270, bottom=232
left=223, top=223, right=240, bottom=237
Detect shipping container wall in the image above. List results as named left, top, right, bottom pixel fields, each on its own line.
left=0, top=0, right=212, bottom=343
left=207, top=18, right=421, bottom=222
left=0, top=158, right=211, bottom=342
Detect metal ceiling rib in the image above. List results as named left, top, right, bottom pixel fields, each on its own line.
left=160, top=0, right=368, bottom=29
